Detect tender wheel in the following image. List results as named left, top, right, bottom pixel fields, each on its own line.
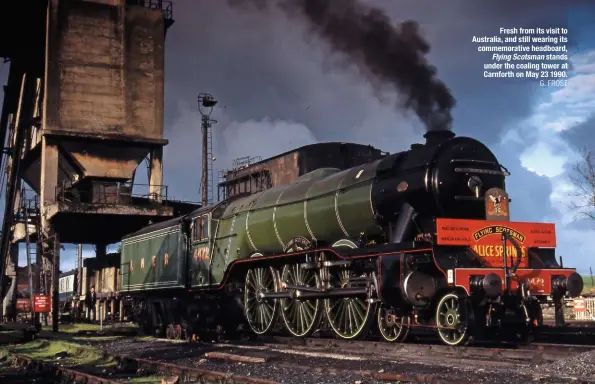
left=244, top=266, right=279, bottom=335
left=377, top=305, right=410, bottom=342
left=324, top=269, right=374, bottom=339
left=280, top=263, right=323, bottom=337
left=166, top=324, right=175, bottom=340
left=436, top=292, right=469, bottom=346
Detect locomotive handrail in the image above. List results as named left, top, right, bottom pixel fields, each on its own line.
left=450, top=158, right=510, bottom=176
left=501, top=231, right=523, bottom=295
left=502, top=231, right=523, bottom=274
left=502, top=231, right=523, bottom=275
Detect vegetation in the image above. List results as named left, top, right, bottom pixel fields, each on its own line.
left=581, top=274, right=595, bottom=295
left=41, top=322, right=139, bottom=335
left=569, top=148, right=595, bottom=221
left=6, top=339, right=111, bottom=366
left=3, top=338, right=163, bottom=383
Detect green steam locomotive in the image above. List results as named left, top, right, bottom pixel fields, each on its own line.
left=120, top=131, right=583, bottom=345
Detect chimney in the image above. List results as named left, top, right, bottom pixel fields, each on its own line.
left=423, top=130, right=456, bottom=146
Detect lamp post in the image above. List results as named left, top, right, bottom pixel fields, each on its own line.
left=197, top=93, right=218, bottom=206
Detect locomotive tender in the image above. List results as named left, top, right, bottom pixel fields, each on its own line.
left=120, top=130, right=583, bottom=345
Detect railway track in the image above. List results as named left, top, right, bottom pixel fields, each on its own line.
left=11, top=354, right=119, bottom=384
left=169, top=338, right=595, bottom=383
left=9, top=321, right=595, bottom=384
left=255, top=335, right=595, bottom=363
left=536, top=324, right=595, bottom=345
left=10, top=330, right=595, bottom=384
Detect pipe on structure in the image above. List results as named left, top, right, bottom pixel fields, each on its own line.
left=0, top=72, right=37, bottom=301
left=391, top=203, right=416, bottom=244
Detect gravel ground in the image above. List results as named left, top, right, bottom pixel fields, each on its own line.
left=539, top=349, right=595, bottom=379
left=84, top=337, right=595, bottom=384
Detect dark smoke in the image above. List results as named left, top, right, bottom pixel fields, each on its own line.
left=228, top=0, right=456, bottom=131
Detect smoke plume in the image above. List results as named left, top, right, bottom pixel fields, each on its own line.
left=229, top=0, right=456, bottom=131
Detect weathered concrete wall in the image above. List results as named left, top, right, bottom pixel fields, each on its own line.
left=223, top=153, right=298, bottom=198
left=45, top=0, right=165, bottom=140
left=221, top=143, right=388, bottom=199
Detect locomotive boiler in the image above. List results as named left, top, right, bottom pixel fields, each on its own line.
left=120, top=130, right=583, bottom=345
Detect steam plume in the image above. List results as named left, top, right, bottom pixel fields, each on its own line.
left=229, top=0, right=456, bottom=131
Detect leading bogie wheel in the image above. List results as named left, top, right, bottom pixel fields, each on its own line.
left=280, top=263, right=323, bottom=337
left=435, top=292, right=470, bottom=346
left=377, top=304, right=410, bottom=342
left=324, top=268, right=375, bottom=339
left=244, top=266, right=279, bottom=335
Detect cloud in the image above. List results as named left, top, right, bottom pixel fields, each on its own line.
left=519, top=142, right=568, bottom=178
left=162, top=0, right=570, bottom=153
left=2, top=0, right=593, bottom=273
left=506, top=49, right=595, bottom=270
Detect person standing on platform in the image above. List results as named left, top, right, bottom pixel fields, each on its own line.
left=86, top=286, right=97, bottom=323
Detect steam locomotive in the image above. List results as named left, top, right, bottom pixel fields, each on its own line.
left=120, top=130, right=583, bottom=345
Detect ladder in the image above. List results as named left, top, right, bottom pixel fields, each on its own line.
left=20, top=188, right=38, bottom=326
left=200, top=115, right=216, bottom=205
left=206, top=122, right=214, bottom=204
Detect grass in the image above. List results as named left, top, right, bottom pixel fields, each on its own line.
left=42, top=323, right=101, bottom=334
left=8, top=339, right=112, bottom=367
left=3, top=338, right=165, bottom=383
left=41, top=322, right=139, bottom=336
left=581, top=274, right=595, bottom=295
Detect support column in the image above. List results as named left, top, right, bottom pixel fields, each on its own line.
left=76, top=244, right=82, bottom=321
left=96, top=244, right=107, bottom=260
left=1, top=244, right=19, bottom=322
left=119, top=298, right=124, bottom=322
left=0, top=61, right=19, bottom=156
left=0, top=72, right=37, bottom=296
left=553, top=290, right=566, bottom=327
left=39, top=0, right=61, bottom=332
left=148, top=147, right=163, bottom=202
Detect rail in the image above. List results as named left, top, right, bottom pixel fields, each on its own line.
left=55, top=181, right=168, bottom=205
left=11, top=354, right=119, bottom=384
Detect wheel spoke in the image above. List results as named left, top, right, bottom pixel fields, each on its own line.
left=325, top=269, right=373, bottom=339
left=377, top=305, right=409, bottom=342
left=436, top=293, right=468, bottom=346
left=280, top=263, right=321, bottom=337
left=244, top=267, right=278, bottom=334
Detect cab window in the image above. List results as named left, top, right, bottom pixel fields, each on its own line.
left=201, top=215, right=209, bottom=239
left=192, top=215, right=209, bottom=242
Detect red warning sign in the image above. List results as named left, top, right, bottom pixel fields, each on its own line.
left=33, top=295, right=51, bottom=313
left=573, top=298, right=586, bottom=312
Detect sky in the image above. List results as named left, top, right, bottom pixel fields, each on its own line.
left=1, top=0, right=595, bottom=274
